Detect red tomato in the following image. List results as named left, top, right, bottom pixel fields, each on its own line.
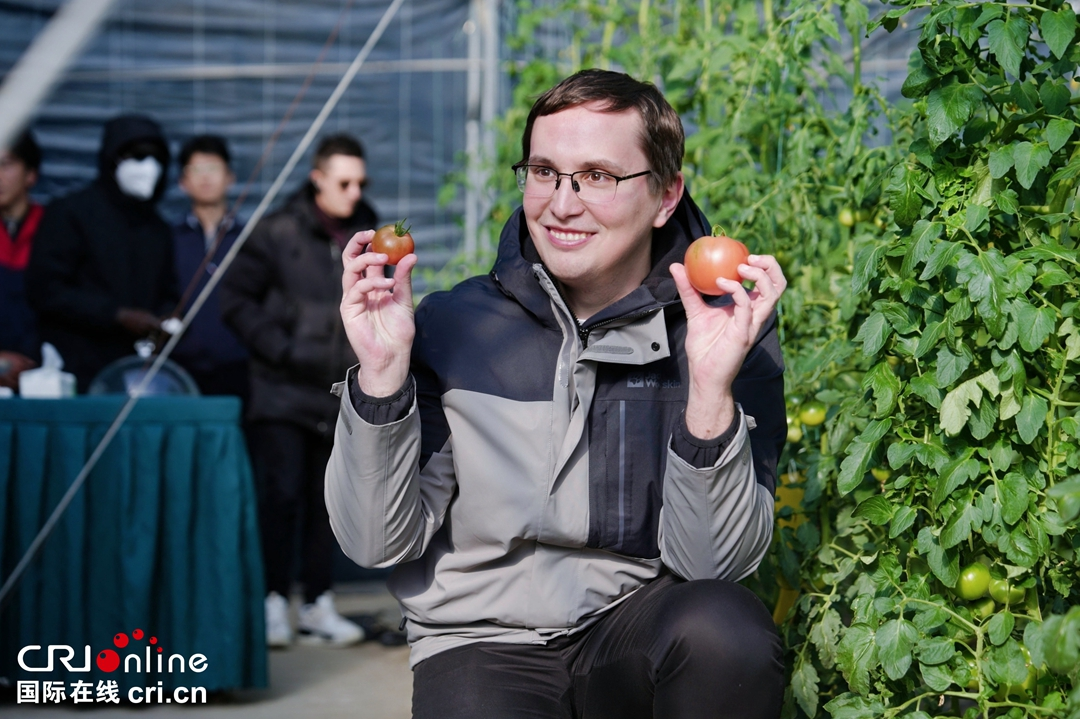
left=371, top=219, right=414, bottom=265
left=684, top=230, right=750, bottom=295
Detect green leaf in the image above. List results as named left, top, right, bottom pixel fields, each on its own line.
left=854, top=495, right=894, bottom=525
left=902, top=220, right=943, bottom=277
left=1040, top=4, right=1077, bottom=60
left=901, top=50, right=936, bottom=99
left=836, top=624, right=877, bottom=696
left=917, top=636, right=959, bottom=665
left=852, top=243, right=887, bottom=295
left=886, top=163, right=923, bottom=228
left=824, top=693, right=885, bottom=719
left=988, top=610, right=1015, bottom=646
left=1040, top=607, right=1080, bottom=672
left=919, top=662, right=955, bottom=692
left=838, top=420, right=891, bottom=495
left=941, top=501, right=981, bottom=548
left=877, top=619, right=918, bottom=681
left=1046, top=118, right=1075, bottom=154
left=913, top=603, right=950, bottom=632
left=890, top=506, right=918, bottom=539
left=1016, top=301, right=1056, bottom=352
left=989, top=145, right=1015, bottom=179
left=999, top=472, right=1030, bottom=525
left=855, top=311, right=891, bottom=357
left=988, top=16, right=1029, bottom=77
left=863, top=362, right=901, bottom=416
left=987, top=638, right=1030, bottom=685
left=940, top=379, right=982, bottom=436
left=1041, top=82, right=1073, bottom=116
left=1012, top=141, right=1053, bottom=190
left=1050, top=155, right=1080, bottom=185
left=1006, top=525, right=1039, bottom=567
left=791, top=657, right=820, bottom=718
left=994, top=188, right=1019, bottom=215
left=935, top=344, right=973, bottom=387
left=1015, top=393, right=1048, bottom=443
left=918, top=527, right=960, bottom=587
left=926, top=81, right=982, bottom=148
left=810, top=607, right=842, bottom=670
left=921, top=245, right=960, bottom=285
left=964, top=204, right=989, bottom=233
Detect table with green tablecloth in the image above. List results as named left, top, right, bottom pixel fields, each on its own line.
left=0, top=396, right=267, bottom=693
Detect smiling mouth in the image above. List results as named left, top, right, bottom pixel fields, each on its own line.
left=547, top=228, right=592, bottom=243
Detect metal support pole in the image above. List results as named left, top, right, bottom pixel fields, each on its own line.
left=463, top=0, right=482, bottom=261
left=0, top=0, right=122, bottom=149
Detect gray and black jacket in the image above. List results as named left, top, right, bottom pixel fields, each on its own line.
left=326, top=193, right=786, bottom=666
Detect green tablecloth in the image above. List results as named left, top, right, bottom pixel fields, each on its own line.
left=0, top=396, right=267, bottom=693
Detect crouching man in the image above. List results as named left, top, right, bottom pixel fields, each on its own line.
left=328, top=69, right=788, bottom=718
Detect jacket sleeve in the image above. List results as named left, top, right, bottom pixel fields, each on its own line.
left=218, top=219, right=293, bottom=365
left=26, top=200, right=121, bottom=328
left=658, top=316, right=785, bottom=582
left=324, top=362, right=458, bottom=569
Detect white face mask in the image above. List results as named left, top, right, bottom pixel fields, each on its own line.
left=115, top=157, right=162, bottom=200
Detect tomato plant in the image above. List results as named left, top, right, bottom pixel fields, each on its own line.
left=684, top=226, right=749, bottom=295
left=371, top=218, right=414, bottom=265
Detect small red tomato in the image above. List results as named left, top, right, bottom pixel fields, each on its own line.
left=371, top=219, right=415, bottom=265
left=684, top=227, right=750, bottom=295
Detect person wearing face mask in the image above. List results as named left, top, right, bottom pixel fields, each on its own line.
left=220, top=134, right=376, bottom=648
left=26, top=114, right=178, bottom=392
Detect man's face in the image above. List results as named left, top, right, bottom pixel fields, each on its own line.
left=523, top=103, right=682, bottom=303
left=0, top=151, right=37, bottom=215
left=179, top=151, right=233, bottom=206
left=310, top=154, right=366, bottom=219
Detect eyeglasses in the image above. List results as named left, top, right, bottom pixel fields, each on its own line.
left=512, top=163, right=651, bottom=204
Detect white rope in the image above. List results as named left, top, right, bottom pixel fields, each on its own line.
left=0, top=0, right=408, bottom=609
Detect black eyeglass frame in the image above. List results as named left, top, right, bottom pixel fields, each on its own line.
left=511, top=163, right=652, bottom=203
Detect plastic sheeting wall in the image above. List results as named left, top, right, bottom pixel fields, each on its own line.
left=0, top=0, right=474, bottom=266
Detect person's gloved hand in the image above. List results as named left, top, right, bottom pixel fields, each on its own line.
left=0, top=351, right=37, bottom=389
left=115, top=308, right=162, bottom=336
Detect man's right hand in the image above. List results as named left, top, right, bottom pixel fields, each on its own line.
left=340, top=230, right=417, bottom=397
left=115, top=308, right=162, bottom=336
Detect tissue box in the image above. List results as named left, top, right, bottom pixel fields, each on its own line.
left=19, top=368, right=77, bottom=398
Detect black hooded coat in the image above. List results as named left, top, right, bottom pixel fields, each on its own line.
left=26, top=115, right=178, bottom=392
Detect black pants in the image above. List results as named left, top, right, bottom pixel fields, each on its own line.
left=249, top=421, right=335, bottom=604
left=412, top=573, right=784, bottom=719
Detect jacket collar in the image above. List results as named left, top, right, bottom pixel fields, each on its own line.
left=490, top=191, right=712, bottom=330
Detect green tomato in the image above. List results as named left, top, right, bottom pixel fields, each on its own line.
left=989, top=578, right=1026, bottom=605
left=956, top=563, right=991, bottom=601
left=838, top=207, right=855, bottom=227
left=964, top=657, right=980, bottom=691
left=996, top=647, right=1037, bottom=700
left=799, top=401, right=827, bottom=427
left=971, top=597, right=996, bottom=621
left=870, top=467, right=892, bottom=482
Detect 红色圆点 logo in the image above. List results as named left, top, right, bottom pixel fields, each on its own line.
left=16, top=627, right=209, bottom=705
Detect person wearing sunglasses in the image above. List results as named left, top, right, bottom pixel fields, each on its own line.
left=331, top=70, right=788, bottom=718
left=220, top=133, right=376, bottom=648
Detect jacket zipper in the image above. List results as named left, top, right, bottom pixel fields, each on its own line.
left=538, top=266, right=664, bottom=349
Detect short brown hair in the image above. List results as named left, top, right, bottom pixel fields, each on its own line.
left=520, top=69, right=684, bottom=194
left=313, top=133, right=365, bottom=169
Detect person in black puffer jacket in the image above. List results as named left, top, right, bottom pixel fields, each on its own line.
left=219, top=134, right=376, bottom=648
left=26, top=115, right=177, bottom=392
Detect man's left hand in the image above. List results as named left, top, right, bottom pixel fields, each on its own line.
left=670, top=255, right=787, bottom=440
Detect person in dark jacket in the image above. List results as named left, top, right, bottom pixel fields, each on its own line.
left=220, top=133, right=375, bottom=648
left=0, top=129, right=44, bottom=389
left=330, top=70, right=789, bottom=718
left=25, top=115, right=178, bottom=392
left=171, top=134, right=248, bottom=400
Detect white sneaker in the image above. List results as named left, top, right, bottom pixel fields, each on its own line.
left=265, top=592, right=292, bottom=648
left=297, top=592, right=364, bottom=646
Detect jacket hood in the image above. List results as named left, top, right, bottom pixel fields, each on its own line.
left=97, top=114, right=171, bottom=204
left=491, top=191, right=712, bottom=327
